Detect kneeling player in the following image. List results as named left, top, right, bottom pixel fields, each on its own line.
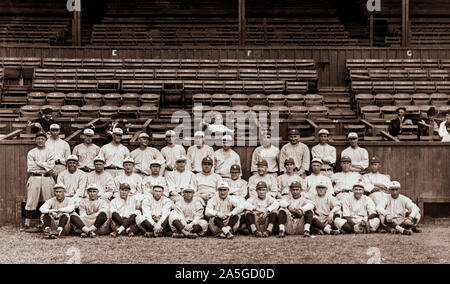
left=278, top=181, right=315, bottom=238
left=136, top=183, right=173, bottom=238
left=70, top=184, right=110, bottom=238
left=305, top=181, right=341, bottom=235
left=109, top=183, right=141, bottom=237
left=244, top=181, right=280, bottom=238
left=335, top=183, right=380, bottom=234
left=379, top=181, right=421, bottom=235
left=205, top=181, right=245, bottom=239
left=169, top=186, right=208, bottom=238
left=39, top=184, right=75, bottom=239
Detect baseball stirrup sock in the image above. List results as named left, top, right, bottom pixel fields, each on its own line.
left=213, top=217, right=225, bottom=229
left=312, top=218, right=326, bottom=230
left=70, top=215, right=85, bottom=229
left=228, top=215, right=239, bottom=228
left=192, top=224, right=202, bottom=233
left=304, top=211, right=313, bottom=224
left=122, top=214, right=137, bottom=228
left=277, top=211, right=287, bottom=225
left=94, top=212, right=108, bottom=228
left=42, top=214, right=52, bottom=228
left=245, top=213, right=256, bottom=225
left=172, top=220, right=185, bottom=232
left=59, top=215, right=69, bottom=228
left=342, top=222, right=354, bottom=233
left=112, top=212, right=123, bottom=226
left=141, top=220, right=154, bottom=232
left=268, top=213, right=277, bottom=224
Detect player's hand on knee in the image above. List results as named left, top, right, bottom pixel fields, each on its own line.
left=185, top=223, right=193, bottom=231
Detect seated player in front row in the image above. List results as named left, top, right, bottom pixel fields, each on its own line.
left=109, top=183, right=141, bottom=237
left=136, top=182, right=173, bottom=238
left=70, top=183, right=111, bottom=238
left=244, top=181, right=280, bottom=238
left=169, top=186, right=208, bottom=239
left=335, top=183, right=380, bottom=234
left=205, top=181, right=245, bottom=239
left=278, top=181, right=314, bottom=238
left=39, top=183, right=75, bottom=239
left=378, top=181, right=421, bottom=235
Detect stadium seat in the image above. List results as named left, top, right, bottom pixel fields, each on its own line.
left=103, top=93, right=122, bottom=106
left=305, top=94, right=323, bottom=106
left=141, top=93, right=160, bottom=107
left=355, top=93, right=374, bottom=110
left=430, top=93, right=449, bottom=106
left=375, top=93, right=394, bottom=106
left=60, top=105, right=80, bottom=118
left=267, top=94, right=286, bottom=107
left=289, top=106, right=309, bottom=119
left=344, top=124, right=365, bottom=137
left=211, top=93, right=230, bottom=106
left=248, top=93, right=267, bottom=107
left=230, top=93, right=248, bottom=106
left=27, top=92, right=46, bottom=105
left=99, top=105, right=119, bottom=118
left=412, top=93, right=431, bottom=105
left=286, top=94, right=305, bottom=107
left=393, top=93, right=412, bottom=106
left=122, top=93, right=140, bottom=106
left=46, top=92, right=65, bottom=106
left=193, top=93, right=212, bottom=106
left=65, top=92, right=84, bottom=106
left=139, top=105, right=159, bottom=118
left=84, top=93, right=103, bottom=106
left=361, top=105, right=381, bottom=119
left=80, top=105, right=100, bottom=118
left=380, top=105, right=398, bottom=120
left=272, top=105, right=290, bottom=119
left=308, top=105, right=329, bottom=119
left=20, top=105, right=40, bottom=118
left=119, top=105, right=139, bottom=118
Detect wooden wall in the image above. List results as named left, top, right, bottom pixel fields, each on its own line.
left=2, top=46, right=450, bottom=87
left=0, top=141, right=449, bottom=224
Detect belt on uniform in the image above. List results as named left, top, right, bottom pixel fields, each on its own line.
left=105, top=166, right=123, bottom=170
left=80, top=168, right=93, bottom=172
left=31, top=173, right=51, bottom=177
left=336, top=189, right=352, bottom=194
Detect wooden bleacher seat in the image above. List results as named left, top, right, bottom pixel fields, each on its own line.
left=305, top=94, right=323, bottom=106
left=27, top=92, right=46, bottom=105
left=289, top=106, right=309, bottom=119
left=46, top=92, right=65, bottom=106
left=430, top=93, right=449, bottom=106
left=60, top=105, right=80, bottom=118
left=193, top=93, right=212, bottom=106
left=393, top=93, right=412, bottom=106
left=139, top=105, right=159, bottom=118
left=65, top=92, right=84, bottom=106
left=84, top=93, right=103, bottom=106
left=412, top=93, right=431, bottom=105
left=375, top=93, right=394, bottom=106
left=211, top=93, right=230, bottom=106
left=103, top=93, right=122, bottom=106
left=230, top=93, right=248, bottom=106
left=308, top=105, right=329, bottom=119
left=80, top=105, right=99, bottom=118
left=286, top=94, right=305, bottom=107
left=248, top=93, right=267, bottom=107
left=141, top=93, right=160, bottom=107
left=361, top=105, right=381, bottom=119
left=99, top=106, right=119, bottom=118
left=20, top=105, right=40, bottom=118
left=380, top=105, right=398, bottom=120
left=268, top=94, right=286, bottom=107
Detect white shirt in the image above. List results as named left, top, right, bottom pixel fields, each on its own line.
left=109, top=195, right=140, bottom=218
left=27, top=147, right=55, bottom=174
left=142, top=175, right=169, bottom=197
left=332, top=171, right=362, bottom=194
left=186, top=144, right=214, bottom=172
left=161, top=144, right=186, bottom=171
left=114, top=172, right=143, bottom=197
left=277, top=173, right=307, bottom=195
left=57, top=169, right=87, bottom=198
left=99, top=143, right=130, bottom=168
left=214, top=148, right=241, bottom=178
left=248, top=174, right=279, bottom=198
left=166, top=170, right=198, bottom=196
left=362, top=172, right=391, bottom=194
left=86, top=171, right=115, bottom=200
left=141, top=195, right=172, bottom=224
left=279, top=142, right=310, bottom=173
left=131, top=147, right=165, bottom=176
left=72, top=143, right=100, bottom=170
left=341, top=146, right=369, bottom=172
left=45, top=137, right=71, bottom=165
left=311, top=143, right=336, bottom=169
left=251, top=145, right=280, bottom=173
left=305, top=174, right=334, bottom=195
left=438, top=121, right=449, bottom=138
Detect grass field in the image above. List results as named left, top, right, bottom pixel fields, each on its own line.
left=0, top=217, right=449, bottom=264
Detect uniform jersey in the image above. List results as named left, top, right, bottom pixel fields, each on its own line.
left=305, top=174, right=334, bottom=195
left=78, top=198, right=109, bottom=217
left=245, top=195, right=280, bottom=213
left=205, top=194, right=245, bottom=217
left=186, top=144, right=214, bottom=173
left=86, top=171, right=115, bottom=200
left=142, top=175, right=169, bottom=197
left=141, top=195, right=172, bottom=222
left=278, top=173, right=307, bottom=196
left=165, top=170, right=198, bottom=196
left=251, top=145, right=280, bottom=173
left=131, top=147, right=165, bottom=176
left=214, top=148, right=241, bottom=178
left=72, top=143, right=100, bottom=170
left=40, top=197, right=75, bottom=215
left=99, top=143, right=130, bottom=168
left=341, top=194, right=376, bottom=219
left=57, top=169, right=87, bottom=198
left=248, top=174, right=279, bottom=198
left=311, top=143, right=336, bottom=170
left=279, top=142, right=310, bottom=173
left=160, top=144, right=186, bottom=171
left=27, top=147, right=55, bottom=174
left=341, top=146, right=369, bottom=171
left=305, top=192, right=340, bottom=219
left=114, top=172, right=143, bottom=197
left=279, top=193, right=315, bottom=212
left=172, top=198, right=205, bottom=223
left=196, top=172, right=222, bottom=200
left=332, top=172, right=362, bottom=194
left=45, top=138, right=71, bottom=165
left=224, top=178, right=248, bottom=198
left=109, top=195, right=140, bottom=218
left=380, top=194, right=420, bottom=219
left=362, top=172, right=391, bottom=194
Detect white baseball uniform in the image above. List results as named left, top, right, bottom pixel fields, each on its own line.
left=362, top=172, right=391, bottom=209
left=196, top=172, right=222, bottom=202
left=99, top=142, right=130, bottom=178
left=45, top=137, right=71, bottom=176
left=279, top=142, right=310, bottom=173
left=131, top=146, right=165, bottom=176
left=165, top=169, right=198, bottom=199
left=160, top=144, right=186, bottom=173
left=136, top=194, right=172, bottom=226
left=251, top=145, right=280, bottom=173
left=186, top=144, right=214, bottom=173
left=341, top=146, right=369, bottom=172
left=378, top=194, right=421, bottom=225
left=336, top=194, right=380, bottom=231
left=113, top=172, right=143, bottom=198
left=311, top=143, right=336, bottom=177
left=278, top=173, right=307, bottom=196
left=86, top=170, right=115, bottom=201
left=248, top=174, right=279, bottom=198
left=223, top=178, right=248, bottom=199
left=214, top=148, right=241, bottom=178
left=57, top=169, right=87, bottom=202
left=142, top=175, right=169, bottom=197
left=169, top=197, right=208, bottom=233
left=331, top=171, right=362, bottom=200
left=305, top=174, right=334, bottom=195
left=72, top=143, right=100, bottom=171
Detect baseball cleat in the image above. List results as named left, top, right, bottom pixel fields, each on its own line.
left=262, top=231, right=270, bottom=238
left=217, top=232, right=226, bottom=239
left=144, top=232, right=155, bottom=238
left=89, top=231, right=97, bottom=238
left=110, top=231, right=118, bottom=238
left=240, top=228, right=250, bottom=235
left=127, top=231, right=135, bottom=237
left=225, top=232, right=234, bottom=240
left=403, top=229, right=412, bottom=235
left=254, top=230, right=263, bottom=238
left=330, top=229, right=340, bottom=235
left=187, top=232, right=197, bottom=239
left=80, top=232, right=88, bottom=238
left=43, top=227, right=52, bottom=236
left=303, top=231, right=311, bottom=238
left=412, top=227, right=421, bottom=233
left=25, top=226, right=40, bottom=233
left=278, top=230, right=285, bottom=238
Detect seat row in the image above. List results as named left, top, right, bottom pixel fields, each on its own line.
left=349, top=69, right=450, bottom=81
left=351, top=81, right=450, bottom=93
left=346, top=59, right=450, bottom=70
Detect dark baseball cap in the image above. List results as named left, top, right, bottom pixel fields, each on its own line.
left=256, top=181, right=267, bottom=189
left=202, top=156, right=213, bottom=164
left=230, top=164, right=241, bottom=171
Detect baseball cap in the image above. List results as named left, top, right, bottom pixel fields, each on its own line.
left=87, top=184, right=100, bottom=191
left=348, top=132, right=358, bottom=139
left=353, top=182, right=365, bottom=190
left=289, top=181, right=302, bottom=188
left=120, top=183, right=131, bottom=190
left=54, top=183, right=66, bottom=190
left=181, top=185, right=195, bottom=193
left=341, top=155, right=352, bottom=163
left=311, top=158, right=323, bottom=164
left=113, top=128, right=123, bottom=135
left=288, top=129, right=300, bottom=135
left=318, top=129, right=329, bottom=135
left=49, top=124, right=60, bottom=130
left=66, top=155, right=78, bottom=162
left=152, top=183, right=165, bottom=190
left=256, top=181, right=268, bottom=189
left=176, top=155, right=187, bottom=162
left=370, top=157, right=380, bottom=164
left=150, top=159, right=162, bottom=166
left=165, top=130, right=176, bottom=137
left=123, top=157, right=134, bottom=165
left=222, top=135, right=233, bottom=142
left=35, top=131, right=47, bottom=139
left=83, top=128, right=94, bottom=136
left=284, top=157, right=295, bottom=165
left=202, top=156, right=213, bottom=164
left=230, top=164, right=241, bottom=172
left=93, top=156, right=105, bottom=163
left=389, top=181, right=401, bottom=190
left=138, top=132, right=150, bottom=139
left=316, top=180, right=328, bottom=189
left=256, top=159, right=268, bottom=166
left=218, top=181, right=230, bottom=190
left=194, top=131, right=205, bottom=137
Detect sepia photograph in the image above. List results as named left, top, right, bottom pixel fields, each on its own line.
left=0, top=0, right=449, bottom=269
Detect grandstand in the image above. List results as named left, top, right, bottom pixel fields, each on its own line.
left=0, top=0, right=449, bottom=225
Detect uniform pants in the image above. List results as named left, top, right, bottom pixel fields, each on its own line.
left=209, top=215, right=240, bottom=235
left=70, top=212, right=110, bottom=235
left=42, top=213, right=71, bottom=235
left=111, top=212, right=139, bottom=234
left=25, top=176, right=55, bottom=211
left=138, top=216, right=172, bottom=234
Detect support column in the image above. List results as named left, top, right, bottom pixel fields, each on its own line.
left=238, top=0, right=246, bottom=46
left=72, top=0, right=82, bottom=46
left=402, top=0, right=409, bottom=47
left=369, top=14, right=374, bottom=47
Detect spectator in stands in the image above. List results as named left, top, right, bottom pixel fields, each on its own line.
left=418, top=107, right=439, bottom=137
left=438, top=113, right=450, bottom=140
left=201, top=113, right=234, bottom=140
left=251, top=132, right=279, bottom=177
left=29, top=106, right=55, bottom=134
left=311, top=129, right=336, bottom=178
left=442, top=121, right=450, bottom=142
left=389, top=106, right=416, bottom=137
left=341, top=132, right=369, bottom=173
left=279, top=129, right=310, bottom=177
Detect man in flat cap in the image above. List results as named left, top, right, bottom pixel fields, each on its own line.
left=46, top=123, right=71, bottom=180
left=131, top=132, right=165, bottom=177
left=331, top=156, right=363, bottom=201
left=341, top=132, right=369, bottom=173
left=160, top=130, right=186, bottom=174
left=57, top=154, right=87, bottom=207
left=99, top=127, right=130, bottom=179
left=214, top=135, right=241, bottom=179
left=86, top=156, right=115, bottom=201
left=279, top=129, right=310, bottom=177
left=248, top=159, right=279, bottom=199
left=196, top=156, right=223, bottom=203
left=251, top=132, right=280, bottom=177
left=30, top=106, right=55, bottom=134
left=389, top=106, right=417, bottom=137
left=311, top=129, right=336, bottom=178
left=187, top=131, right=214, bottom=174
left=72, top=128, right=100, bottom=173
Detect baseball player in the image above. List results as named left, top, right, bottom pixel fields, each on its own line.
left=169, top=186, right=208, bottom=238
left=205, top=181, right=245, bottom=239
left=142, top=159, right=169, bottom=197
left=86, top=156, right=115, bottom=201
left=99, top=128, right=130, bottom=178
left=305, top=181, right=341, bottom=235
left=331, top=156, right=362, bottom=201
left=277, top=158, right=306, bottom=197
left=113, top=157, right=143, bottom=198
left=57, top=154, right=87, bottom=205
left=278, top=181, right=315, bottom=238
left=72, top=128, right=100, bottom=173
left=214, top=135, right=241, bottom=178
left=248, top=159, right=279, bottom=199
left=279, top=129, right=310, bottom=177
left=24, top=131, right=55, bottom=232
left=362, top=157, right=391, bottom=211
left=186, top=131, right=214, bottom=173
left=46, top=123, right=71, bottom=179
left=335, top=183, right=380, bottom=234
left=196, top=156, right=222, bottom=203
left=341, top=132, right=369, bottom=173
left=224, top=164, right=248, bottom=200
left=39, top=184, right=75, bottom=239
left=244, top=181, right=280, bottom=237
left=305, top=158, right=334, bottom=195
left=131, top=132, right=165, bottom=177
left=136, top=182, right=173, bottom=238
left=160, top=130, right=186, bottom=174
left=311, top=129, right=336, bottom=178
left=378, top=181, right=421, bottom=235
left=250, top=132, right=279, bottom=177
left=166, top=155, right=198, bottom=202
left=109, top=183, right=142, bottom=237
left=69, top=183, right=110, bottom=237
